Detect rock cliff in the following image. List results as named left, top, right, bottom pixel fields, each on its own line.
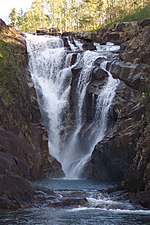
left=0, top=19, right=62, bottom=209
left=70, top=20, right=150, bottom=208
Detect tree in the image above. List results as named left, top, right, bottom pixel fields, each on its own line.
left=8, top=0, right=150, bottom=32
left=8, top=8, right=19, bottom=27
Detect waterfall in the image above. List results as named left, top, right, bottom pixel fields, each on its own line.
left=26, top=34, right=119, bottom=179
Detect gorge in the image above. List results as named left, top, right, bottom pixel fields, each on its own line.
left=0, top=18, right=150, bottom=224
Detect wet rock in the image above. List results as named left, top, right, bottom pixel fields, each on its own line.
left=131, top=191, right=150, bottom=209
left=91, top=67, right=108, bottom=82
left=87, top=66, right=108, bottom=95
left=92, top=57, right=105, bottom=67
left=82, top=41, right=96, bottom=51
left=90, top=78, right=144, bottom=182
left=62, top=37, right=71, bottom=50
left=0, top=196, right=19, bottom=210
left=48, top=197, right=88, bottom=207
left=91, top=132, right=136, bottom=182
left=47, top=156, right=65, bottom=178
left=68, top=36, right=77, bottom=47
left=70, top=53, right=78, bottom=65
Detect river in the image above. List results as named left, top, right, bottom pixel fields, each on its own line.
left=0, top=179, right=150, bottom=224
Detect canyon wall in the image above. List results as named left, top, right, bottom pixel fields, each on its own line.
left=0, top=19, right=62, bottom=209
left=74, top=19, right=150, bottom=207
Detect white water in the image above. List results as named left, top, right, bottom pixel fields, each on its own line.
left=26, top=34, right=119, bottom=178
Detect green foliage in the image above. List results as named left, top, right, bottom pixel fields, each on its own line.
left=8, top=8, right=18, bottom=26
left=99, top=4, right=150, bottom=29
left=0, top=39, right=19, bottom=81
left=0, top=37, right=24, bottom=108
left=119, top=4, right=150, bottom=22
left=7, top=0, right=150, bottom=32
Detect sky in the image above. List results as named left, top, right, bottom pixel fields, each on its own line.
left=0, top=0, right=33, bottom=22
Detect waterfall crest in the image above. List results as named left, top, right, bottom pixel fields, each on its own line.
left=26, top=34, right=119, bottom=179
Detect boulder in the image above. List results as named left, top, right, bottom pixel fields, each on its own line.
left=82, top=41, right=96, bottom=51
left=48, top=197, right=88, bottom=207
left=0, top=174, right=33, bottom=209
left=131, top=191, right=150, bottom=209
left=91, top=67, right=108, bottom=82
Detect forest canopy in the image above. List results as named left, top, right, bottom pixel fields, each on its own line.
left=8, top=0, right=150, bottom=32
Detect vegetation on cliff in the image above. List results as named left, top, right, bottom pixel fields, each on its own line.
left=0, top=25, right=27, bottom=109
left=0, top=19, right=52, bottom=209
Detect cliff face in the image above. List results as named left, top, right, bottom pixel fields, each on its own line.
left=92, top=20, right=150, bottom=206
left=0, top=19, right=63, bottom=209
left=71, top=19, right=150, bottom=207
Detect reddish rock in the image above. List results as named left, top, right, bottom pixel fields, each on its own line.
left=0, top=19, right=63, bottom=209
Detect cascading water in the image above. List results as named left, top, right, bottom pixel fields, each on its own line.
left=26, top=34, right=119, bottom=178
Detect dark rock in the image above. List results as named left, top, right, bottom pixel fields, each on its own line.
left=71, top=66, right=82, bottom=77
left=91, top=128, right=138, bottom=182
left=48, top=197, right=88, bottom=207
left=103, top=32, right=121, bottom=44
left=0, top=19, right=6, bottom=28
left=141, top=51, right=150, bottom=64
left=0, top=196, right=20, bottom=210
left=139, top=19, right=150, bottom=28
left=62, top=37, right=71, bottom=50
left=0, top=174, right=33, bottom=199
left=97, top=28, right=108, bottom=36
left=62, top=31, right=71, bottom=36
left=131, top=191, right=150, bottom=209
left=82, top=42, right=96, bottom=51
left=131, top=73, right=146, bottom=91
left=91, top=67, right=108, bottom=82
left=36, top=29, right=49, bottom=35
left=49, top=27, right=60, bottom=34
left=70, top=53, right=78, bottom=65
left=47, top=156, right=65, bottom=178
left=0, top=174, right=34, bottom=209
left=92, top=57, right=105, bottom=67
left=115, top=22, right=130, bottom=32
